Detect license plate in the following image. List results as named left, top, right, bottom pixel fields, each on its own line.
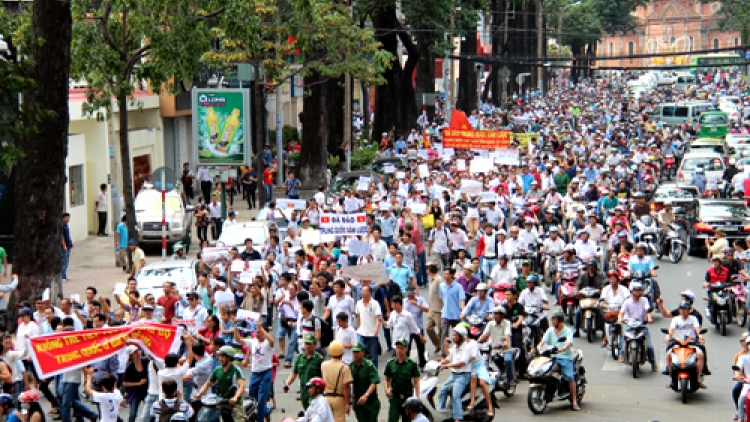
left=711, top=127, right=717, bottom=131
left=723, top=226, right=738, bottom=232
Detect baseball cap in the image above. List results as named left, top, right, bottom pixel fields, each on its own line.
left=303, top=334, right=317, bottom=344
left=352, top=343, right=366, bottom=352
left=18, top=308, right=32, bottom=316
left=395, top=338, right=409, bottom=347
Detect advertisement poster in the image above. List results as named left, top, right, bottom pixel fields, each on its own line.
left=192, top=89, right=251, bottom=165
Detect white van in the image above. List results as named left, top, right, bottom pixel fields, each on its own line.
left=648, top=102, right=713, bottom=128
left=675, top=73, right=696, bottom=92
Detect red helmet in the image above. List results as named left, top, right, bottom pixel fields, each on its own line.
left=19, top=390, right=40, bottom=403
left=305, top=377, right=326, bottom=390
left=606, top=270, right=620, bottom=278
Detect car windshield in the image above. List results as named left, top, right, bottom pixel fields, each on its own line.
left=654, top=189, right=696, bottom=199
left=219, top=226, right=267, bottom=246
left=701, top=203, right=750, bottom=219
left=700, top=114, right=728, bottom=124
left=681, top=157, right=724, bottom=171
left=728, top=137, right=750, bottom=147
left=135, top=195, right=182, bottom=212
left=331, top=176, right=358, bottom=193
left=690, top=145, right=724, bottom=154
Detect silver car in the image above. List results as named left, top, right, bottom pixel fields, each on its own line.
left=135, top=184, right=193, bottom=251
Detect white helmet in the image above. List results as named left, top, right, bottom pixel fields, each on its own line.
left=452, top=326, right=468, bottom=338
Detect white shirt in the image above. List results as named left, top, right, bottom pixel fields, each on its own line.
left=519, top=288, right=549, bottom=318
left=208, top=202, right=222, bottom=218
left=737, top=354, right=750, bottom=378
left=16, top=321, right=40, bottom=354
left=574, top=239, right=599, bottom=258
left=344, top=197, right=360, bottom=212
left=448, top=229, right=469, bottom=251
left=326, top=295, right=356, bottom=329
left=482, top=319, right=511, bottom=348
left=335, top=326, right=358, bottom=364
left=299, top=394, right=335, bottom=422
left=92, top=390, right=123, bottom=422
left=196, top=167, right=211, bottom=182
left=314, top=192, right=326, bottom=206
left=222, top=218, right=237, bottom=231
left=504, top=237, right=525, bottom=255
left=96, top=192, right=108, bottom=212
left=543, top=237, right=565, bottom=255
left=355, top=299, right=382, bottom=337
left=183, top=305, right=208, bottom=330
left=244, top=338, right=274, bottom=373
left=669, top=315, right=700, bottom=341
left=489, top=264, right=517, bottom=284
left=446, top=341, right=475, bottom=373
left=385, top=309, right=420, bottom=348
left=370, top=240, right=388, bottom=261
left=600, top=285, right=631, bottom=310
left=429, top=227, right=451, bottom=254
left=157, top=362, right=189, bottom=399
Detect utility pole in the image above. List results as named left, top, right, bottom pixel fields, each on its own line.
left=447, top=8, right=457, bottom=120
left=536, top=0, right=544, bottom=95
left=344, top=1, right=353, bottom=172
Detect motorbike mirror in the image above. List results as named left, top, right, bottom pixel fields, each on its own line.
left=653, top=265, right=660, bottom=270
left=660, top=328, right=669, bottom=334
left=733, top=365, right=741, bottom=371
left=557, top=337, right=567, bottom=342
left=699, top=328, right=708, bottom=335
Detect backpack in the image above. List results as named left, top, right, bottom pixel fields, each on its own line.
left=158, top=400, right=180, bottom=422
left=314, top=316, right=334, bottom=348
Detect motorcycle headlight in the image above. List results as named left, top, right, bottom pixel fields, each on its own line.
left=716, top=296, right=727, bottom=306
left=686, top=354, right=697, bottom=366
left=528, top=360, right=554, bottom=376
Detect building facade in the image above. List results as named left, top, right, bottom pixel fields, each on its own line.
left=598, top=0, right=741, bottom=68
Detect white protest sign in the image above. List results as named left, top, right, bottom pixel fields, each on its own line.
left=236, top=309, right=261, bottom=322
left=379, top=202, right=391, bottom=211
left=470, top=158, right=494, bottom=174
left=494, top=148, right=520, bottom=165
left=410, top=203, right=427, bottom=215
left=113, top=282, right=127, bottom=296
left=444, top=148, right=455, bottom=156
left=384, top=164, right=396, bottom=174
left=319, top=213, right=368, bottom=236
left=418, top=164, right=430, bottom=177
left=276, top=198, right=307, bottom=210
left=461, top=179, right=483, bottom=195
left=321, top=234, right=337, bottom=243
left=246, top=260, right=264, bottom=274
left=418, top=149, right=428, bottom=159
left=414, top=182, right=426, bottom=192
left=230, top=260, right=246, bottom=273
left=238, top=273, right=255, bottom=284
left=42, top=288, right=50, bottom=302
left=348, top=239, right=372, bottom=257
left=300, top=229, right=321, bottom=245
left=340, top=261, right=388, bottom=283
left=201, top=247, right=230, bottom=263
left=357, top=176, right=370, bottom=191
left=457, top=159, right=466, bottom=171
left=396, top=171, right=406, bottom=179
left=299, top=267, right=312, bottom=280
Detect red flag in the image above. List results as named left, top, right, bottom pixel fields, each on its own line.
left=356, top=216, right=366, bottom=223
left=449, top=110, right=472, bottom=130
left=287, top=35, right=300, bottom=56
left=321, top=216, right=331, bottom=224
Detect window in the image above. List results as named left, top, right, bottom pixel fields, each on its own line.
left=713, top=38, right=720, bottom=50
left=609, top=42, right=613, bottom=57
left=689, top=37, right=694, bottom=52
left=670, top=36, right=676, bottom=45
left=652, top=37, right=658, bottom=53
left=735, top=37, right=740, bottom=47
left=68, top=164, right=84, bottom=207
left=628, top=42, right=634, bottom=63
left=662, top=106, right=676, bottom=117
left=674, top=107, right=689, bottom=118
left=710, top=2, right=720, bottom=13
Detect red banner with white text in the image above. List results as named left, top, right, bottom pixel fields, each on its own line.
left=442, top=129, right=511, bottom=150
left=27, top=323, right=183, bottom=378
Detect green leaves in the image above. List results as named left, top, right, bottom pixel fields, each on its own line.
left=708, top=0, right=750, bottom=45
left=546, top=0, right=646, bottom=48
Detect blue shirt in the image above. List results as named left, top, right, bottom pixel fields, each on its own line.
left=628, top=254, right=655, bottom=273
left=583, top=167, right=599, bottom=182
left=395, top=140, right=407, bottom=154
left=377, top=215, right=397, bottom=238
left=62, top=223, right=72, bottom=249
left=463, top=296, right=493, bottom=320
left=116, top=222, right=129, bottom=248
left=542, top=325, right=575, bottom=360
left=388, top=265, right=414, bottom=292
left=439, top=281, right=466, bottom=320
left=262, top=149, right=273, bottom=166
left=519, top=173, right=534, bottom=193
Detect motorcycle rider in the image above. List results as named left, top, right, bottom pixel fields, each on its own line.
left=574, top=229, right=600, bottom=260
left=655, top=291, right=710, bottom=375
left=628, top=242, right=658, bottom=280
left=617, top=282, right=656, bottom=371
left=519, top=275, right=549, bottom=343
left=195, top=345, right=246, bottom=422
left=706, top=227, right=728, bottom=261
left=540, top=208, right=562, bottom=234
left=723, top=246, right=747, bottom=278
left=629, top=192, right=653, bottom=228
left=575, top=259, right=606, bottom=336
left=663, top=301, right=705, bottom=385
left=402, top=397, right=429, bottom=422
left=515, top=260, right=538, bottom=292
left=505, top=288, right=527, bottom=377
left=296, top=378, right=335, bottom=422
left=703, top=255, right=731, bottom=324
left=538, top=310, right=580, bottom=411
left=691, top=167, right=707, bottom=196
left=555, top=245, right=583, bottom=303
left=541, top=226, right=565, bottom=278
left=724, top=158, right=739, bottom=198
left=599, top=270, right=631, bottom=349
left=460, top=283, right=493, bottom=321
left=478, top=306, right=515, bottom=386
left=607, top=206, right=630, bottom=233
left=437, top=326, right=474, bottom=422
left=488, top=254, right=517, bottom=288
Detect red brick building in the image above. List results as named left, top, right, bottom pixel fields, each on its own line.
left=598, top=0, right=741, bottom=68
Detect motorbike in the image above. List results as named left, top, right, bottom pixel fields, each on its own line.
left=631, top=270, right=659, bottom=311
left=634, top=215, right=660, bottom=256
left=732, top=274, right=748, bottom=327
left=418, top=360, right=496, bottom=422
left=491, top=280, right=514, bottom=306
left=621, top=318, right=649, bottom=378
left=558, top=270, right=581, bottom=326
left=466, top=314, right=487, bottom=341
left=479, top=342, right=520, bottom=398
left=543, top=252, right=560, bottom=289
left=664, top=154, right=676, bottom=180
left=603, top=307, right=622, bottom=361
left=657, top=221, right=686, bottom=264
left=521, top=306, right=544, bottom=362
left=661, top=328, right=708, bottom=404
left=578, top=287, right=601, bottom=343
left=526, top=338, right=587, bottom=414
left=197, top=385, right=258, bottom=422
left=706, top=281, right=737, bottom=336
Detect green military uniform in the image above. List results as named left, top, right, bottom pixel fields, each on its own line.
left=350, top=349, right=381, bottom=422
left=383, top=354, right=420, bottom=422
left=292, top=350, right=325, bottom=409
left=515, top=271, right=538, bottom=291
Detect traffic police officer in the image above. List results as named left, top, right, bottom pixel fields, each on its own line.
left=321, top=340, right=353, bottom=422
left=384, top=338, right=420, bottom=422
left=350, top=342, right=380, bottom=422
left=283, top=334, right=324, bottom=409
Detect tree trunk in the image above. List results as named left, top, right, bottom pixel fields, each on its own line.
left=415, top=31, right=436, bottom=121
left=14, top=0, right=72, bottom=308
left=325, top=76, right=345, bottom=156
left=252, top=76, right=267, bottom=205
left=299, top=70, right=332, bottom=190
left=117, top=88, right=138, bottom=240
left=361, top=84, right=370, bottom=140
left=457, top=27, right=478, bottom=113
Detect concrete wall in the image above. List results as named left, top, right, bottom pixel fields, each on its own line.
left=65, top=134, right=89, bottom=243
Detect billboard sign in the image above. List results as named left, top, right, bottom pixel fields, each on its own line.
left=192, top=88, right=251, bottom=165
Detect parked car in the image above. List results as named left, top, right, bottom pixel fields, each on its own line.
left=136, top=259, right=199, bottom=299
left=683, top=199, right=750, bottom=254
left=254, top=205, right=290, bottom=233
left=135, top=183, right=193, bottom=251
left=216, top=221, right=271, bottom=252
left=697, top=111, right=729, bottom=138
left=327, top=171, right=383, bottom=204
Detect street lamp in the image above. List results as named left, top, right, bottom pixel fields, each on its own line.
left=557, top=0, right=582, bottom=50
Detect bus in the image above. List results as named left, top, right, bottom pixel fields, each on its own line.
left=689, top=54, right=742, bottom=73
